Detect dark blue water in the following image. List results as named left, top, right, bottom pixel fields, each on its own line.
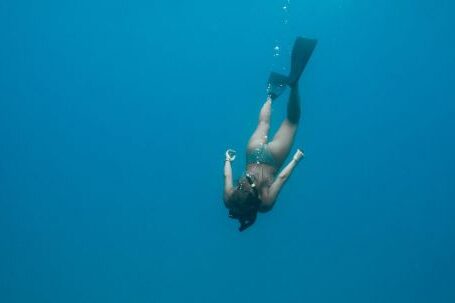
left=1, top=0, right=454, bottom=302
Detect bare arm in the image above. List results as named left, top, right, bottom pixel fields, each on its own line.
left=223, top=159, right=234, bottom=206
left=260, top=150, right=304, bottom=211
left=223, top=149, right=236, bottom=207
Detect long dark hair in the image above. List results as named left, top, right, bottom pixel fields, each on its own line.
left=228, top=176, right=261, bottom=231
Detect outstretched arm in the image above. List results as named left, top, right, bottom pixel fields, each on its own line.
left=260, top=149, right=304, bottom=211
left=223, top=150, right=236, bottom=207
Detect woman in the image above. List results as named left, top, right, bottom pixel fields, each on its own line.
left=223, top=37, right=317, bottom=231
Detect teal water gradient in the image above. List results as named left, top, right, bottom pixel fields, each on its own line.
left=1, top=0, right=454, bottom=302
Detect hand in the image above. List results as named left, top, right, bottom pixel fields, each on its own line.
left=293, top=149, right=304, bottom=162
left=225, top=149, right=237, bottom=162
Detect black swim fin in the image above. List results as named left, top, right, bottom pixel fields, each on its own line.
left=266, top=37, right=317, bottom=100
left=288, top=36, right=317, bottom=86
left=267, top=72, right=289, bottom=100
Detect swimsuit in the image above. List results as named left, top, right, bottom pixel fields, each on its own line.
left=246, top=144, right=276, bottom=167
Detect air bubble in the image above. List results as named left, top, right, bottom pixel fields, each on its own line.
left=273, top=45, right=281, bottom=57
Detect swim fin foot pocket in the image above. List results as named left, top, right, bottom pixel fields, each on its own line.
left=267, top=36, right=317, bottom=100
left=267, top=72, right=289, bottom=100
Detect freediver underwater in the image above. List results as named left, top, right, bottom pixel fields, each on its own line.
left=223, top=36, right=317, bottom=231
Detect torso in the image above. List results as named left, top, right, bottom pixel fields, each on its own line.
left=246, top=163, right=277, bottom=202
left=245, top=143, right=281, bottom=207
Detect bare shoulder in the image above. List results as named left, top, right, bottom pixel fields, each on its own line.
left=258, top=191, right=275, bottom=213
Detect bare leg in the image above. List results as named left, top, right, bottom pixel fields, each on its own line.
left=268, top=85, right=300, bottom=167
left=247, top=98, right=272, bottom=150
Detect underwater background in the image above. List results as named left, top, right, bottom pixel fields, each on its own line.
left=1, top=0, right=454, bottom=302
